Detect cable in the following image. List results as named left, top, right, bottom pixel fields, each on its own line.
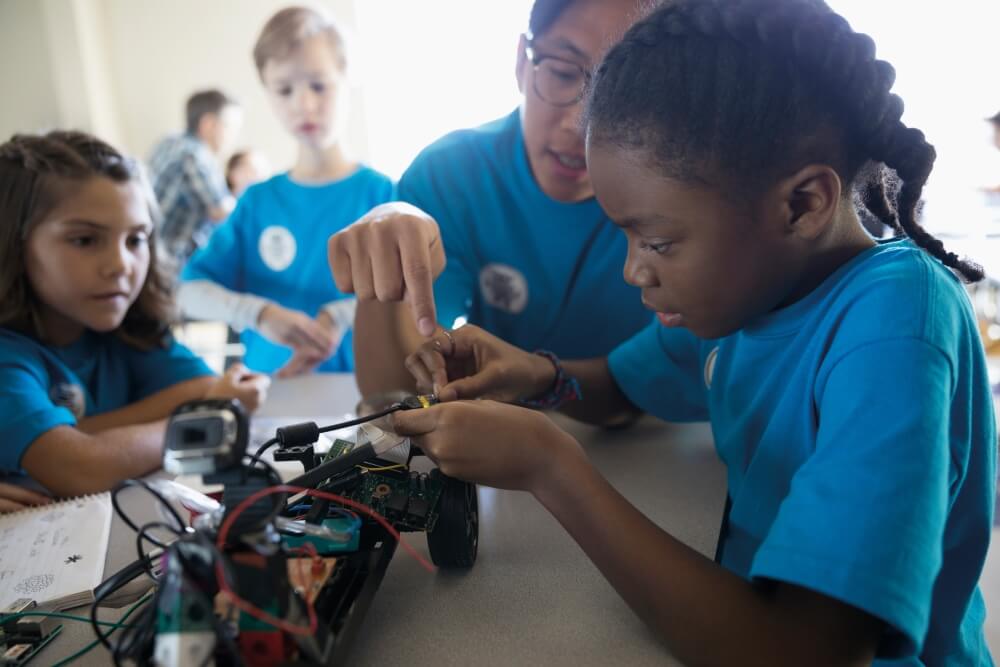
left=51, top=591, right=153, bottom=667
left=316, top=406, right=398, bottom=434
left=246, top=436, right=278, bottom=469
left=111, top=479, right=185, bottom=546
left=214, top=484, right=436, bottom=636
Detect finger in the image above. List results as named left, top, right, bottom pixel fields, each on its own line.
left=416, top=345, right=449, bottom=392
left=398, top=231, right=437, bottom=337
left=0, top=483, right=52, bottom=506
left=224, top=362, right=248, bottom=379
left=391, top=405, right=444, bottom=437
left=297, top=320, right=336, bottom=354
left=371, top=230, right=405, bottom=302
left=328, top=233, right=355, bottom=293
left=440, top=372, right=497, bottom=401
left=404, top=353, right=435, bottom=395
left=346, top=233, right=376, bottom=301
left=0, top=499, right=27, bottom=513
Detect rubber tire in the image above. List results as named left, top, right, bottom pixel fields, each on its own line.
left=426, top=469, right=479, bottom=568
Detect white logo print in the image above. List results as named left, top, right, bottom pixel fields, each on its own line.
left=479, top=263, right=529, bottom=314
left=704, top=347, right=720, bottom=389
left=259, top=226, right=297, bottom=272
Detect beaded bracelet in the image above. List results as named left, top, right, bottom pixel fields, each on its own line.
left=518, top=350, right=583, bottom=410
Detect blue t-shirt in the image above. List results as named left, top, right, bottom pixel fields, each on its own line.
left=609, top=240, right=996, bottom=665
left=0, top=328, right=212, bottom=472
left=398, top=110, right=651, bottom=357
left=183, top=168, right=395, bottom=374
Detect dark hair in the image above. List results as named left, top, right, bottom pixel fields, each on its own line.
left=528, top=0, right=574, bottom=37
left=0, top=131, right=177, bottom=348
left=585, top=0, right=982, bottom=282
left=225, top=150, right=250, bottom=192
left=987, top=111, right=1000, bottom=126
left=186, top=89, right=237, bottom=135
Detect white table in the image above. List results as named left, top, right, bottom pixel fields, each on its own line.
left=38, top=374, right=728, bottom=666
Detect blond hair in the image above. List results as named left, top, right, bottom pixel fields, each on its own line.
left=253, top=6, right=347, bottom=76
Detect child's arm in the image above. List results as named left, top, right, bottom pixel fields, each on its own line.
left=21, top=421, right=170, bottom=497
left=404, top=324, right=639, bottom=426
left=20, top=367, right=268, bottom=497
left=394, top=402, right=883, bottom=666
left=76, top=365, right=269, bottom=433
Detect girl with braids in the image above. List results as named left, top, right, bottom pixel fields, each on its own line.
left=391, top=1, right=997, bottom=664
left=328, top=0, right=651, bottom=398
left=0, top=131, right=269, bottom=500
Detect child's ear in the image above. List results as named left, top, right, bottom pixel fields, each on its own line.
left=774, top=164, right=843, bottom=240
left=515, top=34, right=529, bottom=95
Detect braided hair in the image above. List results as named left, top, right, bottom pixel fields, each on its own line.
left=585, top=0, right=982, bottom=282
left=0, top=131, right=176, bottom=348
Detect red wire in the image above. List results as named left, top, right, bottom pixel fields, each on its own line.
left=215, top=484, right=437, bottom=636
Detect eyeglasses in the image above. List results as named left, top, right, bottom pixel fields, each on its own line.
left=524, top=36, right=590, bottom=108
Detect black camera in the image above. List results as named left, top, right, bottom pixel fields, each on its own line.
left=163, top=399, right=249, bottom=475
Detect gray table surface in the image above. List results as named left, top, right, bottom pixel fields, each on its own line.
left=37, top=374, right=727, bottom=666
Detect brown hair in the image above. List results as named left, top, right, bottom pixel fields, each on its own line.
left=186, top=89, right=238, bottom=134
left=0, top=131, right=177, bottom=349
left=253, top=6, right=347, bottom=77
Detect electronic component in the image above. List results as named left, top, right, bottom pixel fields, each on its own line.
left=163, top=399, right=248, bottom=475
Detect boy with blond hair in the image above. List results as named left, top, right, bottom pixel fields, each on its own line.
left=180, top=6, right=393, bottom=377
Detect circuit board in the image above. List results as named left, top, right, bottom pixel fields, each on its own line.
left=0, top=624, right=62, bottom=666
left=343, top=469, right=444, bottom=533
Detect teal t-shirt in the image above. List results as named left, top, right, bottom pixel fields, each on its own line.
left=0, top=327, right=212, bottom=472
left=183, top=167, right=395, bottom=373
left=398, top=110, right=651, bottom=357
left=609, top=240, right=996, bottom=665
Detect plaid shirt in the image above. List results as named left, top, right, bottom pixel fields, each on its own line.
left=147, top=133, right=230, bottom=263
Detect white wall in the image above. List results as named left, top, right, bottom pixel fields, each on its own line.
left=0, top=0, right=367, bottom=170
left=0, top=0, right=61, bottom=139
left=100, top=0, right=366, bottom=168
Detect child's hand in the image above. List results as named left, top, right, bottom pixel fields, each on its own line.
left=327, top=202, right=446, bottom=337
left=0, top=483, right=52, bottom=513
left=405, top=324, right=556, bottom=403
left=275, top=310, right=343, bottom=378
left=392, top=400, right=583, bottom=493
left=258, top=304, right=337, bottom=360
left=204, top=363, right=271, bottom=413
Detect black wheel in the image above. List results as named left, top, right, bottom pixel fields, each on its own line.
left=426, top=469, right=478, bottom=568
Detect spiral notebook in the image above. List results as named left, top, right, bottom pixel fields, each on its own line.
left=0, top=491, right=113, bottom=611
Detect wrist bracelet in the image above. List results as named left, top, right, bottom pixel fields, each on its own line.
left=518, top=350, right=582, bottom=410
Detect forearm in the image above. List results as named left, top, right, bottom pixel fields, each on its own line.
left=559, top=358, right=641, bottom=427
left=534, top=454, right=875, bottom=667
left=178, top=280, right=271, bottom=332
left=23, top=422, right=168, bottom=497
left=76, top=376, right=215, bottom=433
left=354, top=301, right=424, bottom=397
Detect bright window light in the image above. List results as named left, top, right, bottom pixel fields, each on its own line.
left=354, top=0, right=534, bottom=180
left=827, top=1, right=1000, bottom=234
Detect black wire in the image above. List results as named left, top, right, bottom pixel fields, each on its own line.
left=111, top=478, right=185, bottom=546
left=136, top=521, right=183, bottom=579
left=317, top=404, right=401, bottom=433
left=246, top=436, right=279, bottom=469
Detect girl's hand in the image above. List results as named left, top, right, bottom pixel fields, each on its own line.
left=327, top=202, right=446, bottom=337
left=405, top=324, right=556, bottom=403
left=391, top=400, right=585, bottom=493
left=258, top=303, right=337, bottom=360
left=0, top=483, right=52, bottom=513
left=204, top=363, right=271, bottom=413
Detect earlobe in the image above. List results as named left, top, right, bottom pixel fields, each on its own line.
left=782, top=165, right=842, bottom=240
